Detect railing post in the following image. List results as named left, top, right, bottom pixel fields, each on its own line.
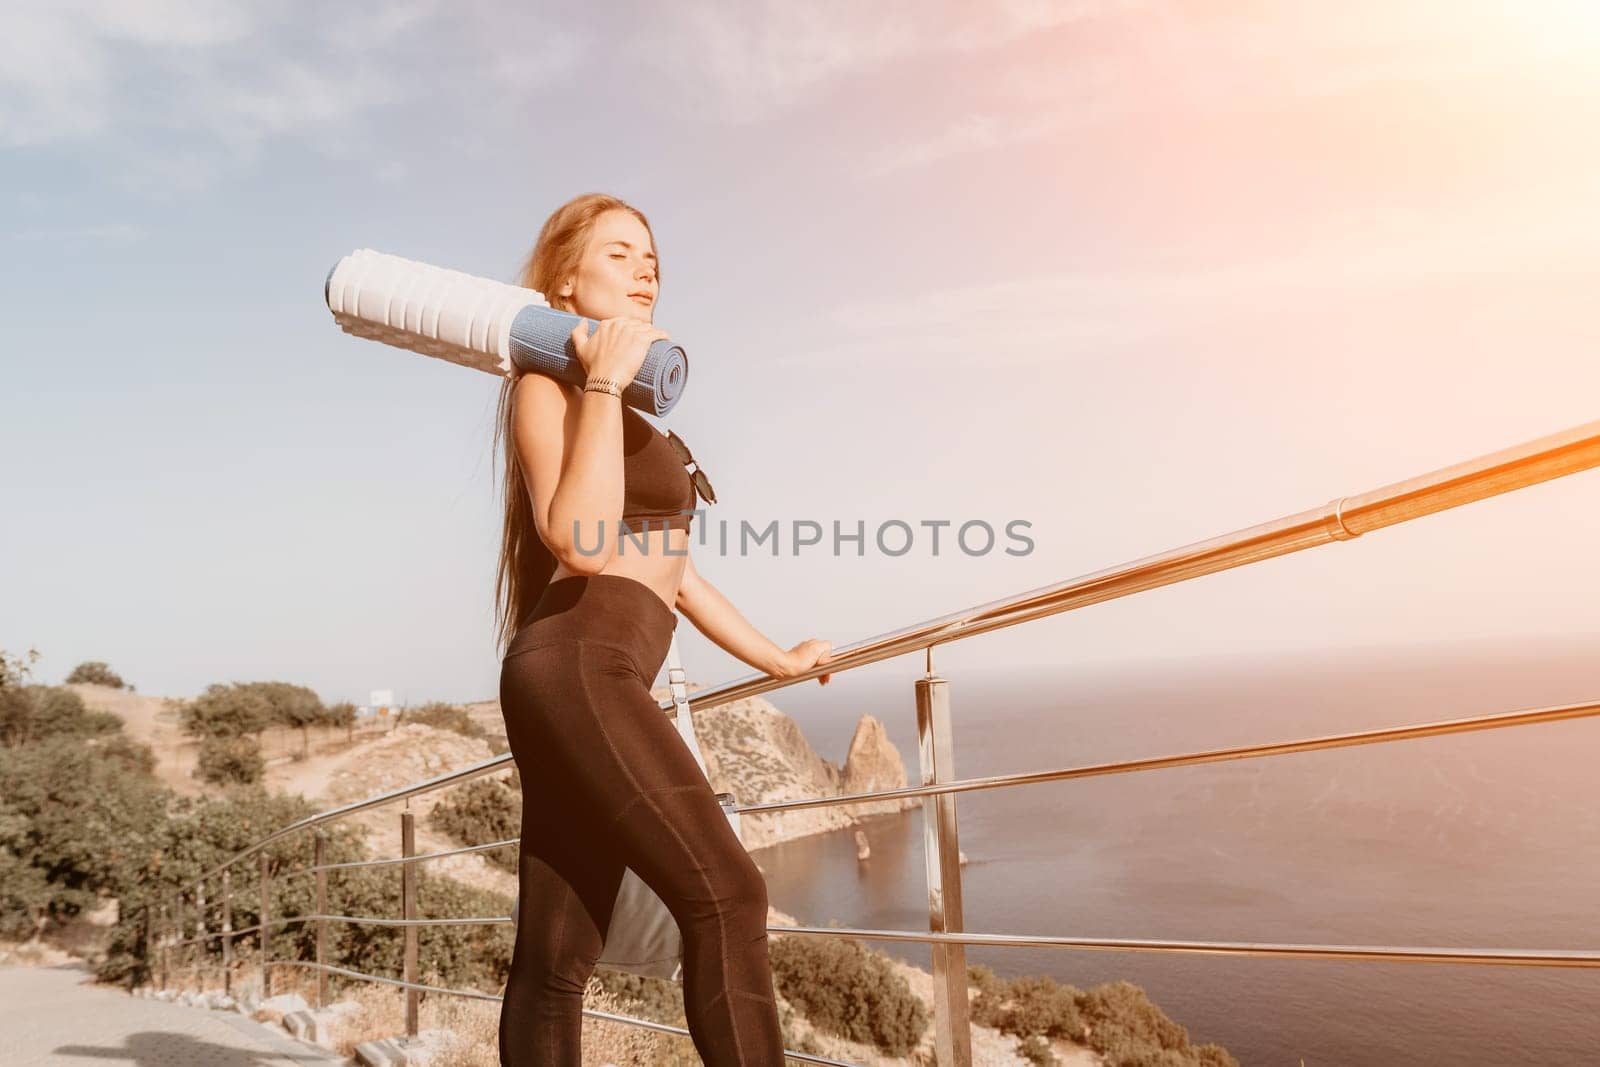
left=221, top=867, right=233, bottom=997
left=196, top=880, right=207, bottom=990
left=402, top=809, right=419, bottom=1037
left=916, top=667, right=972, bottom=1067
left=259, top=852, right=272, bottom=999
left=135, top=906, right=148, bottom=992
left=173, top=892, right=186, bottom=988
left=158, top=902, right=169, bottom=990
left=314, top=833, right=328, bottom=1010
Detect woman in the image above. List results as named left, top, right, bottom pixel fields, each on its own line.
left=491, top=192, right=834, bottom=1066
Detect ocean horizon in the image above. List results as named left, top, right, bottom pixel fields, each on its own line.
left=752, top=636, right=1600, bottom=1065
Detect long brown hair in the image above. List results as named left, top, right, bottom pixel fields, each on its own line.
left=492, top=193, right=661, bottom=656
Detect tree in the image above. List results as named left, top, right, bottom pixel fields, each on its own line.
left=245, top=681, right=325, bottom=755
left=0, top=732, right=168, bottom=939
left=178, top=684, right=275, bottom=739
left=0, top=647, right=40, bottom=691
left=65, top=661, right=126, bottom=688
left=1, top=683, right=121, bottom=749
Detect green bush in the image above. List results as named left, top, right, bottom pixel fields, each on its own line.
left=65, top=661, right=126, bottom=688
left=1194, top=1042, right=1239, bottom=1065
left=196, top=735, right=265, bottom=785
left=1, top=647, right=40, bottom=690
left=1, top=683, right=121, bottom=748
left=248, top=681, right=325, bottom=731
left=179, top=684, right=275, bottom=739
left=769, top=934, right=928, bottom=1056
left=967, top=965, right=1238, bottom=1067
left=1018, top=1033, right=1055, bottom=1065
left=177, top=680, right=336, bottom=741
left=0, top=731, right=167, bottom=940
left=428, top=777, right=520, bottom=872
left=1002, top=973, right=1086, bottom=1040
left=0, top=654, right=516, bottom=996
left=95, top=785, right=517, bottom=992
left=1080, top=979, right=1191, bottom=1055
left=401, top=701, right=486, bottom=740
left=591, top=969, right=686, bottom=1027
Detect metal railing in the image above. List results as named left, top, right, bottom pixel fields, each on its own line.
left=145, top=417, right=1600, bottom=1065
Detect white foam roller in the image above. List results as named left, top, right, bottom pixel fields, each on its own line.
left=324, top=248, right=540, bottom=377
left=324, top=248, right=689, bottom=415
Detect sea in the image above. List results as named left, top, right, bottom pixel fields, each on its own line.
left=749, top=637, right=1600, bottom=1066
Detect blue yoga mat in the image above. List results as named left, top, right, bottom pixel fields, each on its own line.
left=509, top=305, right=686, bottom=416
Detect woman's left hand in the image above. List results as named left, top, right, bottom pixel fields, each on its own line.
left=782, top=638, right=834, bottom=686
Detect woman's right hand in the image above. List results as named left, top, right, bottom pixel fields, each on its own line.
left=570, top=316, right=670, bottom=388
left=779, top=638, right=834, bottom=686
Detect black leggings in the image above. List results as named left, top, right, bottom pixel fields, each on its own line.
left=497, top=573, right=786, bottom=1066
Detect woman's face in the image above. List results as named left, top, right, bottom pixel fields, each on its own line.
left=558, top=209, right=658, bottom=323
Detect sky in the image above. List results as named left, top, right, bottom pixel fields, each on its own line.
left=3, top=0, right=1599, bottom=706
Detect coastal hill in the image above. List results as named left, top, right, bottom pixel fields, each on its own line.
left=68, top=680, right=922, bottom=858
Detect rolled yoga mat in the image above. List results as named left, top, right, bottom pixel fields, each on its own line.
left=323, top=247, right=688, bottom=416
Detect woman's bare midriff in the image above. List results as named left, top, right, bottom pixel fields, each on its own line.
left=548, top=527, right=689, bottom=615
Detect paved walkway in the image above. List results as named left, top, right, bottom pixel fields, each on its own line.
left=0, top=963, right=345, bottom=1066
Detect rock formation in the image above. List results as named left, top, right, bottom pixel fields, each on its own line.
left=659, top=685, right=921, bottom=852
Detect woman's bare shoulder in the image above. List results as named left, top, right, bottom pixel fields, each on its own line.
left=513, top=372, right=582, bottom=426
left=514, top=371, right=576, bottom=405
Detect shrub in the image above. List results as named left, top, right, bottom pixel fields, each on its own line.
left=0, top=732, right=168, bottom=940
left=1, top=684, right=121, bottom=748
left=401, top=702, right=486, bottom=740
left=429, top=778, right=520, bottom=872
left=246, top=681, right=325, bottom=731
left=1002, top=973, right=1086, bottom=1041
left=966, top=967, right=1238, bottom=1067
left=326, top=701, right=356, bottom=729
left=1195, top=1043, right=1239, bottom=1066
left=1080, top=979, right=1190, bottom=1055
left=769, top=934, right=928, bottom=1056
left=179, top=684, right=275, bottom=739
left=1018, top=1033, right=1056, bottom=1065
left=196, top=735, right=265, bottom=785
left=590, top=969, right=686, bottom=1028
left=97, top=785, right=516, bottom=992
left=65, top=661, right=126, bottom=688
left=968, top=963, right=1009, bottom=1026
left=1, top=647, right=40, bottom=690
left=177, top=680, right=334, bottom=741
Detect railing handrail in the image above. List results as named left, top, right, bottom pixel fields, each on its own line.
left=185, top=416, right=1600, bottom=888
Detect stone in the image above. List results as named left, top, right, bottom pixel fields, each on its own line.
left=259, top=991, right=309, bottom=1014
left=673, top=696, right=920, bottom=851
left=354, top=1029, right=458, bottom=1066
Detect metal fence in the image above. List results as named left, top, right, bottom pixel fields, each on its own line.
left=146, top=417, right=1600, bottom=1065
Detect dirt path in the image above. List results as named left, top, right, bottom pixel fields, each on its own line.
left=0, top=961, right=342, bottom=1065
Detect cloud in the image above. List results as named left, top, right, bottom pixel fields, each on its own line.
left=0, top=0, right=582, bottom=192
left=0, top=0, right=260, bottom=147
left=627, top=0, right=1146, bottom=124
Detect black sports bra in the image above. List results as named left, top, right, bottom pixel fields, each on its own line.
left=619, top=405, right=697, bottom=532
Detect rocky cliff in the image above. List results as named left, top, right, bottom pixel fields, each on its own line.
left=655, top=683, right=921, bottom=852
